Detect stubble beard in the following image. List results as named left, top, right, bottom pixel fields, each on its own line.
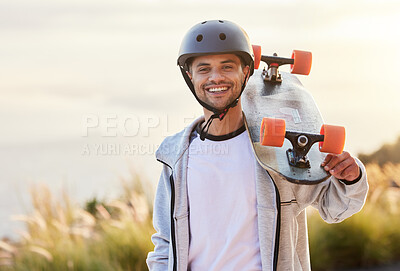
left=198, top=80, right=242, bottom=111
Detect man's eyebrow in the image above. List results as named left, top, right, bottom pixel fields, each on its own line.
left=195, top=62, right=210, bottom=68
left=221, top=59, right=236, bottom=64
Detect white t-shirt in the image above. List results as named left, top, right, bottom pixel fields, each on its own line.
left=187, top=125, right=262, bottom=271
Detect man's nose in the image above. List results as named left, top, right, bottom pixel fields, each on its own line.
left=208, top=69, right=224, bottom=83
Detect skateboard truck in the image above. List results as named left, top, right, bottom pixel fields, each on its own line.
left=260, top=118, right=345, bottom=169
left=252, top=45, right=312, bottom=83
left=261, top=53, right=294, bottom=83
left=285, top=131, right=324, bottom=168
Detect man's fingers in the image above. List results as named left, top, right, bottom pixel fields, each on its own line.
left=323, top=151, right=350, bottom=171
left=322, top=151, right=361, bottom=181
left=338, top=163, right=360, bottom=181
left=328, top=155, right=353, bottom=175
left=332, top=164, right=351, bottom=179
left=321, top=154, right=333, bottom=167
left=322, top=151, right=360, bottom=181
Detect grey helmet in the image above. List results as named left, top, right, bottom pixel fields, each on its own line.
left=177, top=20, right=254, bottom=139
left=178, top=20, right=255, bottom=76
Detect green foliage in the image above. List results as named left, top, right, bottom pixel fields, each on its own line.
left=359, top=136, right=400, bottom=165
left=84, top=197, right=117, bottom=218
left=85, top=197, right=103, bottom=216
left=308, top=163, right=400, bottom=270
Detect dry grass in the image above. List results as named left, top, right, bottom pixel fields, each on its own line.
left=0, top=174, right=155, bottom=271
left=308, top=163, right=400, bottom=270
left=2, top=163, right=399, bottom=270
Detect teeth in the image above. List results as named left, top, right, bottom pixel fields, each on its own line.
left=208, top=87, right=228, bottom=92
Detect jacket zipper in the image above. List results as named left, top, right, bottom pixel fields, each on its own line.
left=267, top=170, right=281, bottom=271
left=169, top=174, right=177, bottom=271
left=157, top=159, right=177, bottom=271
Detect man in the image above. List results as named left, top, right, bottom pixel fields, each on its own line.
left=146, top=20, right=368, bottom=271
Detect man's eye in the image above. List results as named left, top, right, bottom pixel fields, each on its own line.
left=198, top=67, right=209, bottom=72
left=223, top=65, right=233, bottom=70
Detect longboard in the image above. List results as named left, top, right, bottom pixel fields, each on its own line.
left=242, top=47, right=345, bottom=184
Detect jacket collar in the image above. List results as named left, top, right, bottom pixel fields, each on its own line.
left=155, top=116, right=204, bottom=167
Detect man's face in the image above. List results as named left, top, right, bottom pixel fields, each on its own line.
left=187, top=54, right=250, bottom=111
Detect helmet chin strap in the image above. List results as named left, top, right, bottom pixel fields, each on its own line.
left=200, top=73, right=250, bottom=141
left=199, top=101, right=235, bottom=141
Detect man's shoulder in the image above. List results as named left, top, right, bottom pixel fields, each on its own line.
left=155, top=116, right=203, bottom=165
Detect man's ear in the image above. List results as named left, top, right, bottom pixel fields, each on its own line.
left=243, top=65, right=250, bottom=83
left=186, top=70, right=193, bottom=80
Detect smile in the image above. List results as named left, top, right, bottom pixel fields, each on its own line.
left=206, top=86, right=229, bottom=93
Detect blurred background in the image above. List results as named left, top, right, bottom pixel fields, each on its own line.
left=1, top=0, right=399, bottom=270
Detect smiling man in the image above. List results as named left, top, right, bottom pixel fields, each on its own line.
left=189, top=54, right=247, bottom=110
left=187, top=53, right=249, bottom=137
left=146, top=20, right=368, bottom=271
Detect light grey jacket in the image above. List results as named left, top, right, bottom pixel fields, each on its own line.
left=146, top=117, right=368, bottom=271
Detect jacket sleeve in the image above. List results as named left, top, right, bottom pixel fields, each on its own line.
left=146, top=166, right=172, bottom=270
left=297, top=158, right=369, bottom=223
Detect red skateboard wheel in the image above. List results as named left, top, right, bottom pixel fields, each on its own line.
left=252, top=45, right=262, bottom=70
left=260, top=118, right=286, bottom=147
left=290, top=50, right=312, bottom=75
left=319, top=124, right=345, bottom=154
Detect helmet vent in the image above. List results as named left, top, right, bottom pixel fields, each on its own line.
left=201, top=21, right=207, bottom=24
left=218, top=20, right=224, bottom=23
left=219, top=33, right=226, bottom=40
left=196, top=34, right=203, bottom=42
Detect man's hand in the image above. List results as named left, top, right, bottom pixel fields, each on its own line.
left=321, top=151, right=360, bottom=182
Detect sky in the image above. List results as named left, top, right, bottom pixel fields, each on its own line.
left=1, top=0, right=399, bottom=151
left=0, top=0, right=400, bottom=236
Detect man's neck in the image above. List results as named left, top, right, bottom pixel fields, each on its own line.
left=202, top=103, right=244, bottom=136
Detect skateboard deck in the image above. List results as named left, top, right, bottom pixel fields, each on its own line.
left=242, top=55, right=345, bottom=185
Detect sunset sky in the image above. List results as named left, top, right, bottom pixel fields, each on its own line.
left=1, top=0, right=399, bottom=153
